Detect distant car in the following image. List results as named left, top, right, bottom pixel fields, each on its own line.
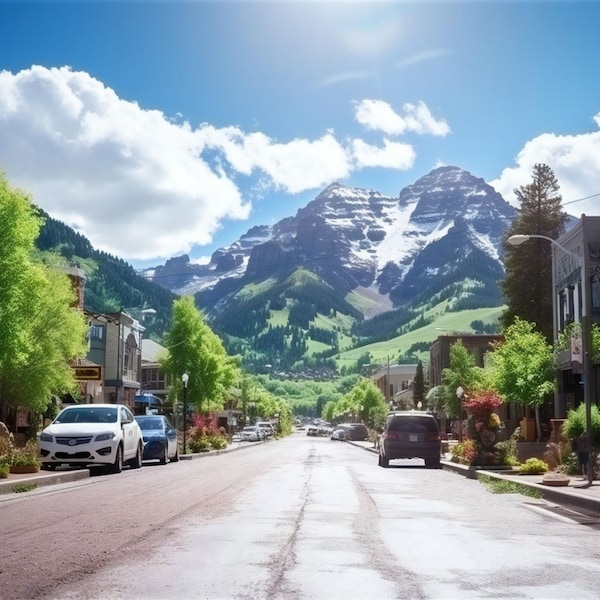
left=256, top=421, right=275, bottom=438
left=241, top=426, right=263, bottom=442
left=135, top=415, right=179, bottom=464
left=378, top=411, right=441, bottom=469
left=306, top=424, right=319, bottom=437
left=345, top=423, right=369, bottom=441
left=331, top=425, right=350, bottom=441
left=39, top=404, right=143, bottom=473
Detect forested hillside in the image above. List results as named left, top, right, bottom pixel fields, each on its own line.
left=34, top=208, right=177, bottom=340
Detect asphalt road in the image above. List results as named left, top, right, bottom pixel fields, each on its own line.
left=3, top=433, right=600, bottom=600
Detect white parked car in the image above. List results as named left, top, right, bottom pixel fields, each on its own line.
left=39, top=404, right=144, bottom=473
left=256, top=421, right=275, bottom=438
left=241, top=425, right=263, bottom=442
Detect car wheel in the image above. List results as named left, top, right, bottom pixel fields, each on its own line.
left=160, top=445, right=168, bottom=465
left=425, top=458, right=441, bottom=469
left=378, top=453, right=389, bottom=468
left=129, top=443, right=143, bottom=469
left=171, top=446, right=179, bottom=462
left=110, top=446, right=123, bottom=473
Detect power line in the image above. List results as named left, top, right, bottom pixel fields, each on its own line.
left=563, top=192, right=600, bottom=206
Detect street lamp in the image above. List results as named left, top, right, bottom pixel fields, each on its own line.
left=456, top=386, right=465, bottom=442
left=508, top=233, right=592, bottom=485
left=181, top=372, right=189, bottom=455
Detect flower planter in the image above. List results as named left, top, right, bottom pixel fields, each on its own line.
left=9, top=465, right=40, bottom=474
left=541, top=475, right=570, bottom=487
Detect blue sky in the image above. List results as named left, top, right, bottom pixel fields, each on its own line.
left=1, top=1, right=600, bottom=269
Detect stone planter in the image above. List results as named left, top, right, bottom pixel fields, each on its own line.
left=541, top=474, right=570, bottom=487
left=9, top=465, right=40, bottom=474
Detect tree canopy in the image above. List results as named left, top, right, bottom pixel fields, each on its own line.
left=0, top=173, right=89, bottom=419
left=160, top=296, right=239, bottom=414
left=489, top=318, right=555, bottom=407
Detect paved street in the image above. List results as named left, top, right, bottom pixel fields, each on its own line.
left=4, top=433, right=600, bottom=600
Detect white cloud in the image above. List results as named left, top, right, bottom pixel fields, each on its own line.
left=351, top=138, right=416, bottom=169
left=489, top=116, right=600, bottom=217
left=0, top=66, right=250, bottom=261
left=0, top=66, right=448, bottom=261
left=353, top=99, right=451, bottom=137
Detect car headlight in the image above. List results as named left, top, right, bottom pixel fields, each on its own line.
left=39, top=432, right=53, bottom=442
left=95, top=432, right=117, bottom=442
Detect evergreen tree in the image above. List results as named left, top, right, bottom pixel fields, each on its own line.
left=413, top=360, right=425, bottom=409
left=500, top=163, right=568, bottom=342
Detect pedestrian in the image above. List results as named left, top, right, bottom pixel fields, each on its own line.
left=575, top=430, right=590, bottom=478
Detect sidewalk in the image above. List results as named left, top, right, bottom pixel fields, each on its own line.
left=349, top=440, right=600, bottom=517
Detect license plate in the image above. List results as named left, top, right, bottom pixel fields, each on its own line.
left=409, top=434, right=418, bottom=442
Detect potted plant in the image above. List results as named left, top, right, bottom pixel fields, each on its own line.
left=9, top=440, right=41, bottom=474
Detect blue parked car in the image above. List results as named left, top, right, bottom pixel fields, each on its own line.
left=135, top=415, right=179, bottom=464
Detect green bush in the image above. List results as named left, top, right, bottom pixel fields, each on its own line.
left=561, top=403, right=600, bottom=446
left=518, top=457, right=548, bottom=475
left=209, top=436, right=227, bottom=450
left=496, top=439, right=519, bottom=466
left=189, top=436, right=211, bottom=453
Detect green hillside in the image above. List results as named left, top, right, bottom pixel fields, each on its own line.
left=336, top=305, right=504, bottom=368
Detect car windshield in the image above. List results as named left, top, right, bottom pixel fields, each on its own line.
left=55, top=407, right=118, bottom=424
left=136, top=417, right=164, bottom=430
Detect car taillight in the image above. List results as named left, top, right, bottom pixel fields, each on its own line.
left=384, top=431, right=400, bottom=440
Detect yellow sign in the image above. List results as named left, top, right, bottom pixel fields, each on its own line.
left=72, top=365, right=102, bottom=380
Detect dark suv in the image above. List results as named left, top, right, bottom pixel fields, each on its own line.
left=378, top=411, right=441, bottom=468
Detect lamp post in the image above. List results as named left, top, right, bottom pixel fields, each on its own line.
left=456, top=386, right=465, bottom=442
left=181, top=372, right=189, bottom=455
left=508, top=233, right=592, bottom=485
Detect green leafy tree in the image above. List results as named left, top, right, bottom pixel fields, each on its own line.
left=334, top=379, right=388, bottom=429
left=160, top=296, right=238, bottom=414
left=441, top=341, right=485, bottom=419
left=500, top=163, right=568, bottom=342
left=488, top=318, right=556, bottom=440
left=0, top=173, right=88, bottom=420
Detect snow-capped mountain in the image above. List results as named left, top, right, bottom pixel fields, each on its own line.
left=142, top=165, right=515, bottom=318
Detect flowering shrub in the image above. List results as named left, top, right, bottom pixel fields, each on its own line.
left=187, top=414, right=228, bottom=453
left=488, top=413, right=501, bottom=429
left=463, top=390, right=503, bottom=419
left=460, top=390, right=507, bottom=465
left=451, top=438, right=477, bottom=465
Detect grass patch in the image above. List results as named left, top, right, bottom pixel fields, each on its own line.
left=478, top=474, right=542, bottom=498
left=13, top=483, right=38, bottom=494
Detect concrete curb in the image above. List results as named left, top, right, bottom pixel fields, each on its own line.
left=0, top=468, right=90, bottom=496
